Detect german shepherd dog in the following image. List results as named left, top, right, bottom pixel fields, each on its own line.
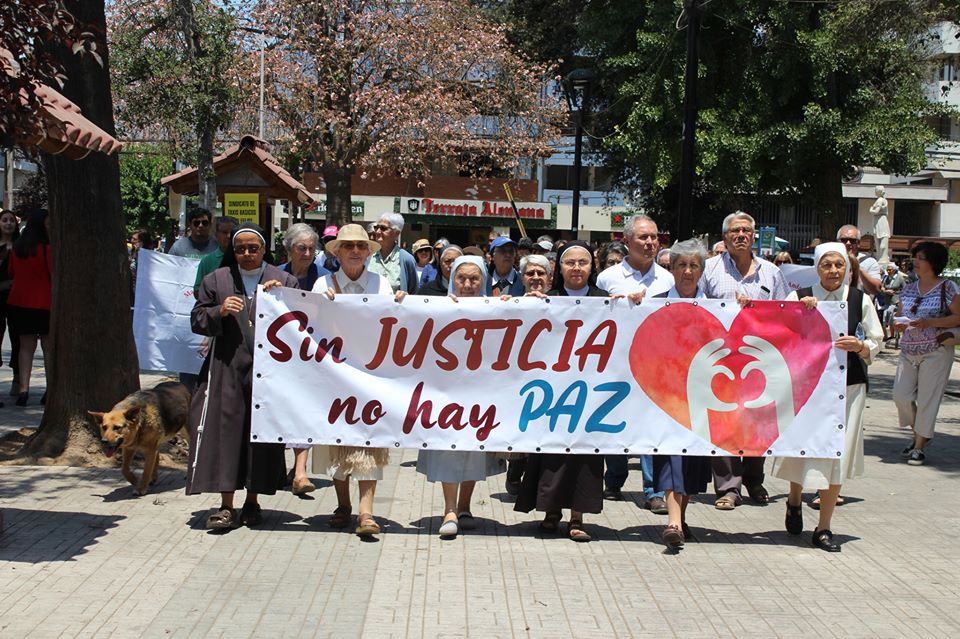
left=88, top=381, right=191, bottom=495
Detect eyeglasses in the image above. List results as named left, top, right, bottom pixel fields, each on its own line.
left=191, top=219, right=211, bottom=227
left=726, top=227, right=753, bottom=236
left=373, top=224, right=391, bottom=232
left=292, top=244, right=316, bottom=254
left=338, top=241, right=367, bottom=251
left=839, top=237, right=859, bottom=245
left=441, top=257, right=458, bottom=266
left=523, top=269, right=547, bottom=277
left=560, top=259, right=591, bottom=268
left=234, top=244, right=262, bottom=255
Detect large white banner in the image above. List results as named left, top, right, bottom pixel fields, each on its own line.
left=132, top=250, right=205, bottom=374
left=251, top=289, right=850, bottom=457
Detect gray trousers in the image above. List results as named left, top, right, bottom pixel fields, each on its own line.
left=893, top=346, right=954, bottom=440
left=712, top=456, right=766, bottom=497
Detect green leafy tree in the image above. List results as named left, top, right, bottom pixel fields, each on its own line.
left=507, top=0, right=958, bottom=239
left=109, top=0, right=243, bottom=212
left=119, top=144, right=175, bottom=237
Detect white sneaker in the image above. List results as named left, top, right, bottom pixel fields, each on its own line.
left=906, top=448, right=926, bottom=466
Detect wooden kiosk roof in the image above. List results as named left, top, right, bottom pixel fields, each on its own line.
left=160, top=135, right=315, bottom=205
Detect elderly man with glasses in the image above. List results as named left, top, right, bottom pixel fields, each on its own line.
left=836, top=225, right=881, bottom=296
left=701, top=211, right=790, bottom=511
left=368, top=212, right=419, bottom=294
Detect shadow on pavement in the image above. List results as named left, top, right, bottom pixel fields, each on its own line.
left=0, top=507, right=124, bottom=563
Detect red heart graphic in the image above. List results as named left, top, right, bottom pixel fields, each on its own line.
left=630, top=301, right=832, bottom=456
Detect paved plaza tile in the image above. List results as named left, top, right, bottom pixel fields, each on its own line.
left=1, top=350, right=960, bottom=638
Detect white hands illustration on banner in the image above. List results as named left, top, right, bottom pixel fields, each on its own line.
left=739, top=335, right=795, bottom=436
left=687, top=339, right=737, bottom=442
left=686, top=335, right=796, bottom=444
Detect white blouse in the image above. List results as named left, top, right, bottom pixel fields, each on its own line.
left=312, top=269, right=391, bottom=296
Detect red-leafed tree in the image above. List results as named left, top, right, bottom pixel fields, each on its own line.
left=257, top=0, right=562, bottom=226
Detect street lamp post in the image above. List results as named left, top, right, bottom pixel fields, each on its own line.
left=565, top=68, right=595, bottom=236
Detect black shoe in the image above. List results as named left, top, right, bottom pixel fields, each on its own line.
left=785, top=503, right=803, bottom=535
left=15, top=392, right=27, bottom=407
left=603, top=487, right=624, bottom=501
left=240, top=502, right=263, bottom=527
left=812, top=528, right=841, bottom=552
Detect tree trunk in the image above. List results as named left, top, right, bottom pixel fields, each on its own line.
left=816, top=162, right=844, bottom=243
left=197, top=127, right=218, bottom=212
left=23, top=0, right=140, bottom=460
left=323, top=165, right=353, bottom=227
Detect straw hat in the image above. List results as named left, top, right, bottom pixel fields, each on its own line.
left=412, top=238, right=433, bottom=253
left=325, top=223, right=381, bottom=254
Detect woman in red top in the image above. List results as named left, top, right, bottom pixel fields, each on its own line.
left=0, top=209, right=21, bottom=400
left=7, top=209, right=52, bottom=406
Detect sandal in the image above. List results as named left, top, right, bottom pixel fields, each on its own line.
left=539, top=511, right=562, bottom=532
left=810, top=494, right=844, bottom=510
left=206, top=507, right=236, bottom=530
left=355, top=513, right=381, bottom=536
left=785, top=502, right=803, bottom=535
left=329, top=505, right=352, bottom=529
left=567, top=520, right=591, bottom=542
left=240, top=502, right=262, bottom=527
left=714, top=494, right=738, bottom=510
left=662, top=524, right=684, bottom=548
left=745, top=484, right=770, bottom=504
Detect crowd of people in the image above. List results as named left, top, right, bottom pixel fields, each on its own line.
left=121, top=207, right=960, bottom=552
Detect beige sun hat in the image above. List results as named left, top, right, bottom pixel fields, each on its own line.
left=325, top=223, right=381, bottom=254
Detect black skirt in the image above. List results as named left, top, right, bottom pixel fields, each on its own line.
left=652, top=455, right=712, bottom=496
left=514, top=453, right=603, bottom=514
left=7, top=305, right=50, bottom=336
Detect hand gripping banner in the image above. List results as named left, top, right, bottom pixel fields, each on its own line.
left=251, top=288, right=849, bottom=457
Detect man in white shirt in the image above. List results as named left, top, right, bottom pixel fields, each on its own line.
left=836, top=225, right=881, bottom=296
left=596, top=214, right=674, bottom=513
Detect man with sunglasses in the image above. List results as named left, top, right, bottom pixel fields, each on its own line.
left=170, top=207, right=218, bottom=258
left=368, top=213, right=418, bottom=294
left=836, top=225, right=881, bottom=296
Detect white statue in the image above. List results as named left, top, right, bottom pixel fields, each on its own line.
left=869, top=185, right=890, bottom=264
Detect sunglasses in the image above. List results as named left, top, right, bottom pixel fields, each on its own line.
left=839, top=237, right=859, bottom=245
left=234, top=244, right=262, bottom=255
left=192, top=219, right=211, bottom=227
left=338, top=241, right=367, bottom=251
left=373, top=224, right=391, bottom=232
left=523, top=269, right=547, bottom=277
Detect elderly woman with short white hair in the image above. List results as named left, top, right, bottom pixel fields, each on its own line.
left=311, top=224, right=406, bottom=537
left=771, top=242, right=882, bottom=552
left=279, top=223, right=330, bottom=496
left=519, top=254, right=551, bottom=294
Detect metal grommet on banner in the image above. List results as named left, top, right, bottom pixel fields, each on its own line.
left=451, top=444, right=456, bottom=449
left=800, top=450, right=806, bottom=456
left=514, top=299, right=520, bottom=304
left=664, top=302, right=670, bottom=307
left=394, top=442, right=400, bottom=447
left=839, top=365, right=845, bottom=371
left=479, top=445, right=485, bottom=450
left=257, top=343, right=263, bottom=349
left=623, top=448, right=629, bottom=453
left=536, top=447, right=541, bottom=452
left=838, top=424, right=844, bottom=429
left=653, top=448, right=658, bottom=453
left=307, top=438, right=313, bottom=443
left=252, top=435, right=258, bottom=440
left=336, top=438, right=342, bottom=444
left=692, top=301, right=698, bottom=307
left=423, top=298, right=428, bottom=303
left=779, top=303, right=784, bottom=309
left=681, top=449, right=687, bottom=454
left=748, top=303, right=755, bottom=308
left=836, top=451, right=842, bottom=457
left=604, top=300, right=609, bottom=305
left=301, top=292, right=306, bottom=297
left=254, top=404, right=260, bottom=409
left=720, top=302, right=726, bottom=307
left=422, top=443, right=427, bottom=448
left=575, top=300, right=581, bottom=305
left=839, top=302, right=846, bottom=309
left=362, top=297, right=368, bottom=302
left=256, top=373, right=261, bottom=378
left=710, top=450, right=716, bottom=455
left=258, top=313, right=264, bottom=319
left=277, top=437, right=283, bottom=442
left=565, top=448, right=571, bottom=452
left=365, top=441, right=371, bottom=446
left=507, top=446, right=513, bottom=452
left=485, top=299, right=490, bottom=304
left=839, top=394, right=845, bottom=400
left=738, top=450, right=744, bottom=455
left=594, top=448, right=599, bottom=453
left=545, top=298, right=550, bottom=303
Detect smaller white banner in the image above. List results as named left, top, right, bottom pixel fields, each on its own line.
left=133, top=250, right=205, bottom=374
left=779, top=263, right=818, bottom=292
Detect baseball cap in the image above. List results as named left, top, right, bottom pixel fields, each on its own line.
left=536, top=239, right=553, bottom=251
left=490, top=236, right=517, bottom=252
left=322, top=225, right=338, bottom=239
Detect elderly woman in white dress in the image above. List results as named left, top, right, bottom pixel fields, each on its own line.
left=416, top=256, right=505, bottom=538
left=311, top=224, right=405, bottom=537
left=772, top=242, right=882, bottom=552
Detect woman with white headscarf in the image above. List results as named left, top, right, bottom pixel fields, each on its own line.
left=416, top=255, right=506, bottom=538
left=771, top=242, right=882, bottom=552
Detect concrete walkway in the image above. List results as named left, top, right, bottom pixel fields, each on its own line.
left=1, top=348, right=959, bottom=638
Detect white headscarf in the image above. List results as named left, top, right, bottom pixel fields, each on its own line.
left=813, top=242, right=851, bottom=283
left=447, top=255, right=487, bottom=296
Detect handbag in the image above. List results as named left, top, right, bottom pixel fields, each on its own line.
left=936, top=283, right=960, bottom=347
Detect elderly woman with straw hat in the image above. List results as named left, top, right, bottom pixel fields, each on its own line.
left=771, top=242, right=882, bottom=552
left=187, top=222, right=298, bottom=530
left=311, top=224, right=406, bottom=537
